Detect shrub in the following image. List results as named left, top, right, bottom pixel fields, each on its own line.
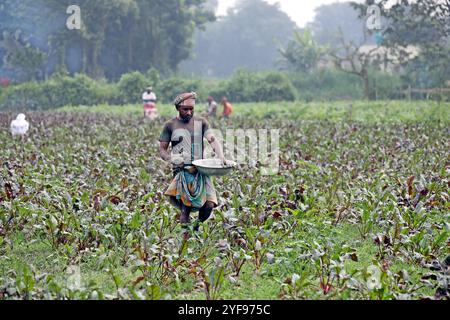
left=158, top=77, right=207, bottom=103
left=117, top=71, right=149, bottom=104
left=370, top=71, right=402, bottom=100
left=253, top=72, right=296, bottom=102
left=290, top=69, right=363, bottom=101
left=0, top=74, right=103, bottom=110
left=48, top=73, right=103, bottom=106
left=290, top=69, right=402, bottom=101
left=0, top=68, right=409, bottom=111
left=210, top=70, right=296, bottom=103
left=0, top=81, right=51, bottom=110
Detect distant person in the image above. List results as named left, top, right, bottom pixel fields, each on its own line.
left=0, top=77, right=10, bottom=88
left=142, top=87, right=158, bottom=119
left=221, top=97, right=233, bottom=118
left=10, top=113, right=29, bottom=136
left=206, top=96, right=217, bottom=117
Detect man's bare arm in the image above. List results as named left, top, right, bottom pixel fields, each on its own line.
left=205, top=132, right=225, bottom=162
left=159, top=141, right=171, bottom=162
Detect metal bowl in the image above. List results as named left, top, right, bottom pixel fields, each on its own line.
left=192, top=158, right=237, bottom=176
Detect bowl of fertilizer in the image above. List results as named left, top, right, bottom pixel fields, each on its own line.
left=192, top=158, right=237, bottom=176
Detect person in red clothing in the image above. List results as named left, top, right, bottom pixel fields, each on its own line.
left=221, top=96, right=233, bottom=118
left=0, top=78, right=10, bottom=88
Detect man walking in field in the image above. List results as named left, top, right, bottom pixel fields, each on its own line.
left=159, top=92, right=227, bottom=233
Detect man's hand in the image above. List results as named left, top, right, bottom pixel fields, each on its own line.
left=221, top=158, right=233, bottom=167
left=170, top=154, right=184, bottom=168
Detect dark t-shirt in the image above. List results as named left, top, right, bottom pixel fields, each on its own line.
left=159, top=116, right=211, bottom=163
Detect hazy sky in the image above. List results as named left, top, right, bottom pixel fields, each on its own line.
left=217, top=0, right=363, bottom=27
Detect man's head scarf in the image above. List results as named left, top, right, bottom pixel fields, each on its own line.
left=174, top=92, right=197, bottom=108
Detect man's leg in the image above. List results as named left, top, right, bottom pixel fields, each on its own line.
left=194, top=201, right=215, bottom=232
left=180, top=203, right=191, bottom=226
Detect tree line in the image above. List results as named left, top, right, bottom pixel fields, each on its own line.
left=1, top=0, right=449, bottom=101
left=0, top=0, right=215, bottom=81
left=277, top=0, right=450, bottom=99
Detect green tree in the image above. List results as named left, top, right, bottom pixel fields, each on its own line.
left=278, top=29, right=328, bottom=73
left=2, top=0, right=215, bottom=81
left=0, top=0, right=51, bottom=80
left=327, top=29, right=388, bottom=100
left=308, top=2, right=373, bottom=48
left=180, top=0, right=298, bottom=77
left=351, top=0, right=450, bottom=89
left=46, top=0, right=140, bottom=79
left=0, top=30, right=48, bottom=81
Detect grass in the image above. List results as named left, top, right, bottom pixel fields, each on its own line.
left=57, top=100, right=450, bottom=123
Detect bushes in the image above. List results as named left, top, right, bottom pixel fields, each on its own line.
left=114, top=70, right=210, bottom=105
left=0, top=81, right=52, bottom=111
left=370, top=71, right=402, bottom=100
left=210, top=70, right=296, bottom=103
left=253, top=72, right=296, bottom=102
left=50, top=73, right=104, bottom=106
left=290, top=69, right=363, bottom=101
left=158, top=77, right=207, bottom=104
left=117, top=72, right=149, bottom=104
left=0, top=69, right=405, bottom=110
left=0, top=71, right=212, bottom=110
left=290, top=69, right=403, bottom=101
left=211, top=70, right=261, bottom=102
left=0, top=74, right=104, bottom=110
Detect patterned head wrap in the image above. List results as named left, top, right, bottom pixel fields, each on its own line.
left=174, top=92, right=197, bottom=108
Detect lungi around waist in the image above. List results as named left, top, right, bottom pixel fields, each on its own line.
left=164, top=166, right=218, bottom=211
left=144, top=102, right=156, bottom=110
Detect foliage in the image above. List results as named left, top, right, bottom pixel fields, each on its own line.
left=0, top=74, right=104, bottom=110
left=158, top=77, right=208, bottom=104
left=351, top=0, right=450, bottom=89
left=0, top=70, right=298, bottom=110
left=289, top=69, right=402, bottom=101
left=117, top=72, right=149, bottom=105
left=180, top=0, right=298, bottom=77
left=210, top=70, right=296, bottom=103
left=308, top=1, right=372, bottom=48
left=1, top=0, right=215, bottom=80
left=0, top=69, right=426, bottom=111
left=0, top=30, right=48, bottom=82
left=327, top=29, right=388, bottom=100
left=278, top=30, right=328, bottom=73
left=0, top=103, right=448, bottom=300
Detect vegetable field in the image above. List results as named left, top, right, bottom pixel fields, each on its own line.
left=0, top=101, right=449, bottom=300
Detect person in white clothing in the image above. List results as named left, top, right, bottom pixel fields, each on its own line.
left=10, top=113, right=29, bottom=136
left=206, top=96, right=217, bottom=117
left=142, top=87, right=158, bottom=119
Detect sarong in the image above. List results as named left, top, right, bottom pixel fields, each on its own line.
left=144, top=102, right=156, bottom=111
left=164, top=167, right=217, bottom=211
